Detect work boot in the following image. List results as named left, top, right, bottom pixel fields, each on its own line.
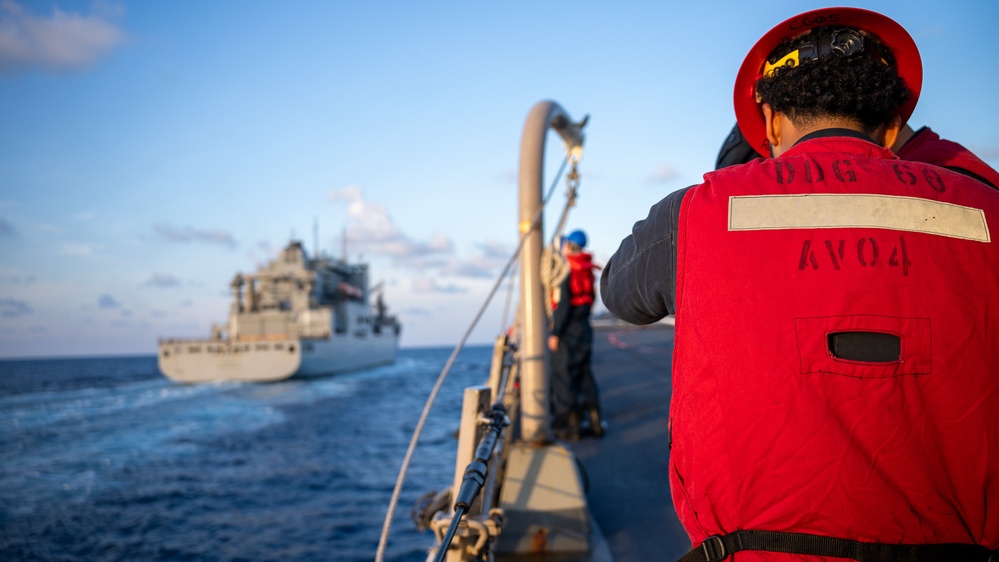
left=552, top=413, right=579, bottom=442
left=566, top=410, right=581, bottom=441
left=586, top=407, right=605, bottom=438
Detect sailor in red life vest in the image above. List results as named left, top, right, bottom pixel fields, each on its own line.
left=548, top=229, right=604, bottom=440
left=601, top=7, right=999, bottom=562
left=893, top=124, right=999, bottom=189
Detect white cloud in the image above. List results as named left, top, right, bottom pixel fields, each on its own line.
left=145, top=273, right=180, bottom=288
left=0, top=298, right=32, bottom=317
left=440, top=240, right=511, bottom=278
left=2, top=273, right=36, bottom=284
left=98, top=293, right=119, bottom=308
left=154, top=223, right=237, bottom=249
left=327, top=185, right=363, bottom=205
left=327, top=186, right=513, bottom=282
left=328, top=185, right=453, bottom=265
left=648, top=164, right=679, bottom=184
left=0, top=0, right=126, bottom=74
left=496, top=169, right=517, bottom=185
left=411, top=277, right=467, bottom=294
left=441, top=257, right=499, bottom=279
left=476, top=240, right=512, bottom=260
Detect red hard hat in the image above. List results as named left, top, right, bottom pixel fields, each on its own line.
left=734, top=7, right=922, bottom=157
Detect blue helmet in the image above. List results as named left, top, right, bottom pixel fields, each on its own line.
left=565, top=229, right=587, bottom=248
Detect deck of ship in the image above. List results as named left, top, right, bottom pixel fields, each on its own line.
left=569, top=322, right=690, bottom=562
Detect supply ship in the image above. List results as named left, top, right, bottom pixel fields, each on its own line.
left=158, top=240, right=400, bottom=383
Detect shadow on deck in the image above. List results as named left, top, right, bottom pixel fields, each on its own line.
left=568, top=323, right=690, bottom=562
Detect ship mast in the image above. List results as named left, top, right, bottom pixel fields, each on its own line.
left=313, top=216, right=319, bottom=259
left=341, top=226, right=348, bottom=262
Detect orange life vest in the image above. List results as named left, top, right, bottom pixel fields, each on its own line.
left=566, top=252, right=595, bottom=307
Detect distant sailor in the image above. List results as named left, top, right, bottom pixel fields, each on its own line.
left=602, top=7, right=999, bottom=561
left=892, top=124, right=999, bottom=189
left=548, top=229, right=603, bottom=440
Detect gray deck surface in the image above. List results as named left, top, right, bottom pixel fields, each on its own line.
left=493, top=323, right=690, bottom=562
left=570, top=323, right=691, bottom=562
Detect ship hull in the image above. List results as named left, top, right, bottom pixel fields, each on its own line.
left=158, top=332, right=399, bottom=383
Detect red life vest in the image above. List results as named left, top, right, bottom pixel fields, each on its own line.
left=896, top=127, right=999, bottom=189
left=670, top=136, right=999, bottom=559
left=566, top=251, right=595, bottom=307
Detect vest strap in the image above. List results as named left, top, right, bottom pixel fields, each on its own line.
left=676, top=530, right=997, bottom=562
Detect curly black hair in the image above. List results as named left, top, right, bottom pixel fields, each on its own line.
left=754, top=25, right=910, bottom=133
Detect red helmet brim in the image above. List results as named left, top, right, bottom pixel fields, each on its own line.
left=734, top=7, right=922, bottom=157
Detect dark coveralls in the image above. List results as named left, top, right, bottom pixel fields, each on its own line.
left=550, top=252, right=600, bottom=436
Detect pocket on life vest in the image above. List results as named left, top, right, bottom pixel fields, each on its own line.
left=795, top=315, right=931, bottom=378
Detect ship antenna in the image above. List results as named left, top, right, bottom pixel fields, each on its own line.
left=313, top=216, right=319, bottom=259
left=341, top=226, right=347, bottom=262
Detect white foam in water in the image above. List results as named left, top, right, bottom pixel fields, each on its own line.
left=0, top=347, right=492, bottom=560
left=0, top=371, right=371, bottom=513
left=2, top=378, right=216, bottom=432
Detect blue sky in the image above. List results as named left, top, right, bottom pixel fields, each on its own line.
left=2, top=0, right=997, bottom=358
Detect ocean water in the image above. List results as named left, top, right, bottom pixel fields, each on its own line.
left=0, top=347, right=492, bottom=561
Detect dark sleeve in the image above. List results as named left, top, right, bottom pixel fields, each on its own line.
left=716, top=123, right=761, bottom=169
left=599, top=186, right=691, bottom=324
left=550, top=274, right=572, bottom=338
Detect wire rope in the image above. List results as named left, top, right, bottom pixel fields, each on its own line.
left=500, top=257, right=519, bottom=335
